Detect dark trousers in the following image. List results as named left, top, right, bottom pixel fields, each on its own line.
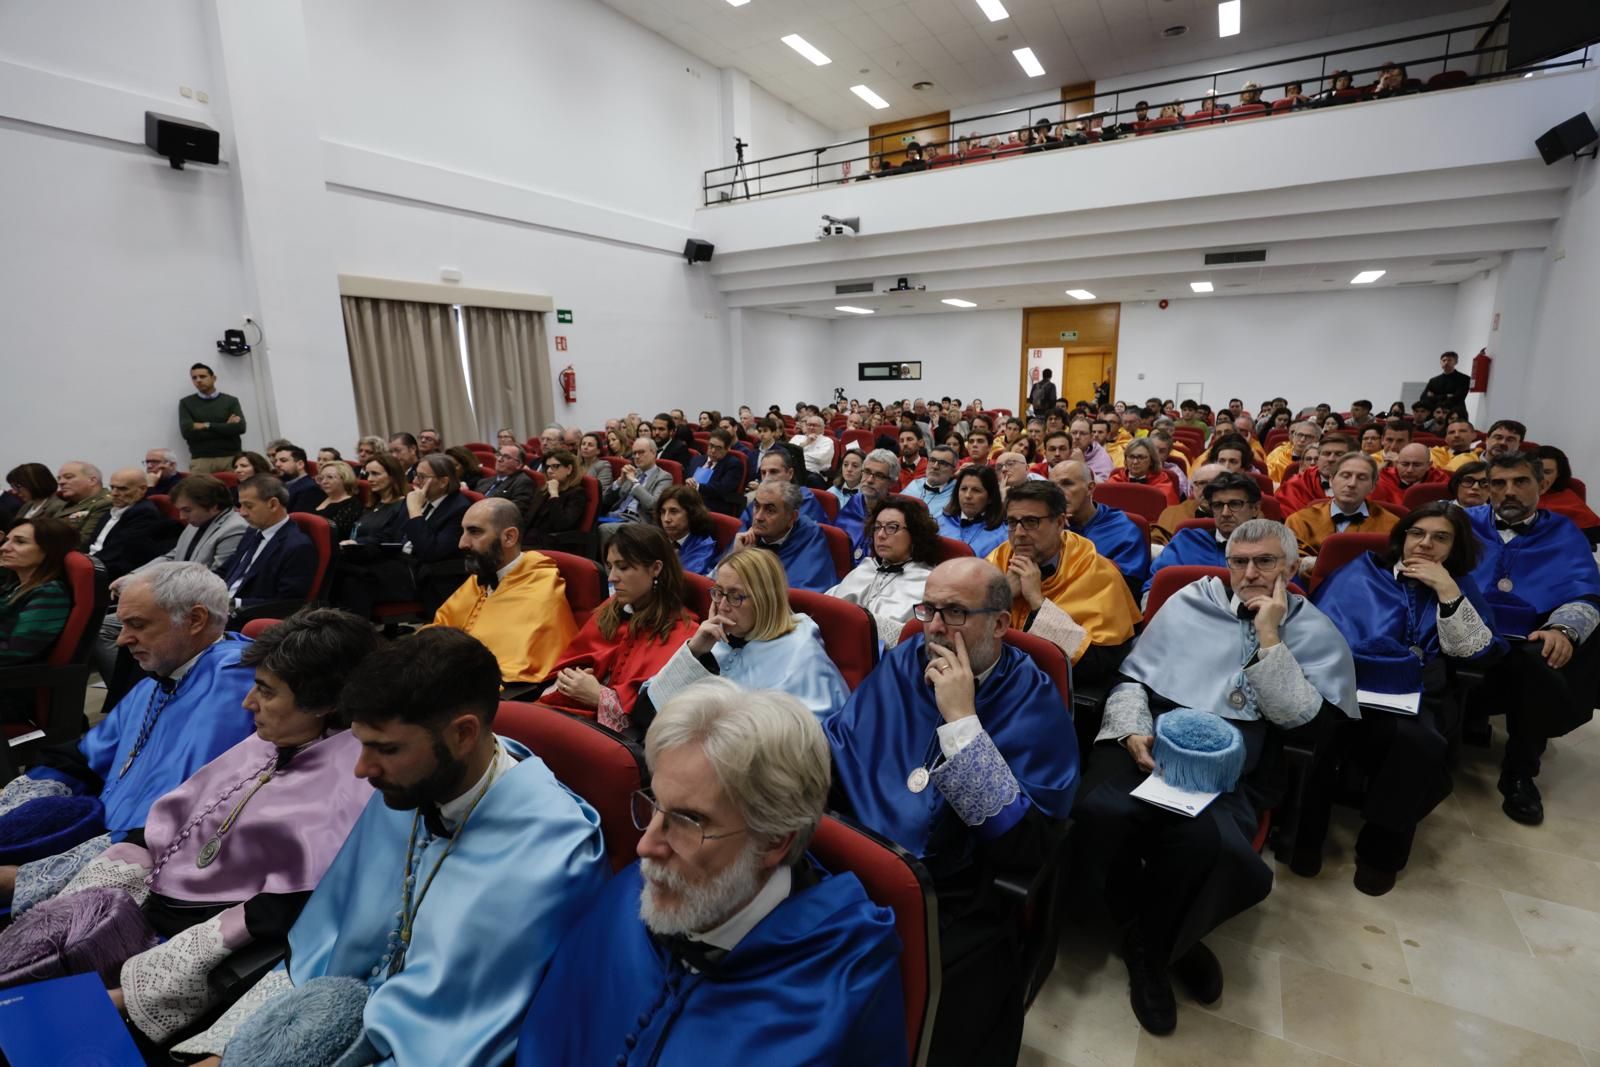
left=1480, top=637, right=1600, bottom=777
left=927, top=908, right=1025, bottom=1067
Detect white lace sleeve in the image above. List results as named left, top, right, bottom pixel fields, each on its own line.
left=121, top=913, right=235, bottom=1044
left=1099, top=682, right=1154, bottom=743
left=57, top=849, right=151, bottom=905
left=0, top=775, right=72, bottom=818
left=169, top=963, right=294, bottom=1058
left=1026, top=599, right=1090, bottom=664
left=1437, top=597, right=1494, bottom=658
left=12, top=832, right=113, bottom=916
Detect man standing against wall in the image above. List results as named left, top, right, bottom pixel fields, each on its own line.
left=178, top=362, right=247, bottom=474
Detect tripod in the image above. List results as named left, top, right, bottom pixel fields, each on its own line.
left=732, top=137, right=752, bottom=200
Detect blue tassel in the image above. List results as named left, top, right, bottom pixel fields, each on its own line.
left=1153, top=710, right=1246, bottom=793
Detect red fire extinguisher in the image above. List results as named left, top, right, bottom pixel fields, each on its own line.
left=560, top=365, right=577, bottom=404
left=1470, top=348, right=1491, bottom=393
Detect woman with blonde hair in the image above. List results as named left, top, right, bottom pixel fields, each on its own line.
left=312, top=460, right=363, bottom=541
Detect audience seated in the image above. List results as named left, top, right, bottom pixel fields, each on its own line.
left=1152, top=463, right=1223, bottom=547
left=541, top=524, right=697, bottom=728
left=987, top=481, right=1139, bottom=683
left=432, top=498, right=578, bottom=689
left=1431, top=418, right=1482, bottom=471
left=1055, top=459, right=1150, bottom=594
left=1266, top=421, right=1319, bottom=484
left=1371, top=442, right=1448, bottom=507
left=788, top=414, right=835, bottom=485
left=1286, top=453, right=1398, bottom=576
left=221, top=475, right=318, bottom=621
left=55, top=461, right=114, bottom=550
left=311, top=460, right=363, bottom=541
left=142, top=448, right=183, bottom=496
left=1076, top=518, right=1356, bottom=1035
left=0, top=516, right=76, bottom=723
left=830, top=448, right=865, bottom=508
left=270, top=446, right=324, bottom=514
left=600, top=435, right=674, bottom=536
left=0, top=563, right=256, bottom=912
left=655, top=484, right=718, bottom=576
left=740, top=445, right=827, bottom=526
left=836, top=449, right=901, bottom=563
left=652, top=412, right=692, bottom=465
left=826, top=496, right=939, bottom=648
left=1465, top=452, right=1600, bottom=825
left=477, top=444, right=539, bottom=523
left=901, top=443, right=958, bottom=515
left=938, top=464, right=1009, bottom=557
left=87, top=467, right=180, bottom=582
left=826, top=557, right=1077, bottom=1066
left=692, top=429, right=745, bottom=516
left=640, top=547, right=847, bottom=723
left=1275, top=432, right=1350, bottom=513
left=1534, top=445, right=1599, bottom=546
left=5, top=463, right=64, bottom=527
left=729, top=482, right=836, bottom=593
left=578, top=432, right=613, bottom=494
left=173, top=627, right=609, bottom=1066
left=1145, top=472, right=1261, bottom=601
left=523, top=449, right=587, bottom=549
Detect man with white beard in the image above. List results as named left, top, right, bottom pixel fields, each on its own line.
left=513, top=679, right=907, bottom=1066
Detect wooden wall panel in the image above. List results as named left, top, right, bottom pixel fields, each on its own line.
left=1019, top=304, right=1121, bottom=410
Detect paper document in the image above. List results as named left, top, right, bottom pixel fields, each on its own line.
left=1131, top=774, right=1220, bottom=817
left=1357, top=689, right=1421, bottom=716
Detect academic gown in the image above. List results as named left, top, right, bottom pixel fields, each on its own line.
left=1540, top=488, right=1600, bottom=535
left=1464, top=505, right=1600, bottom=638
left=1073, top=502, right=1150, bottom=590
left=740, top=491, right=826, bottom=528
left=1370, top=465, right=1449, bottom=507
left=728, top=516, right=837, bottom=593
left=675, top=531, right=717, bottom=576
left=539, top=606, right=698, bottom=716
left=936, top=512, right=1009, bottom=558
left=429, top=551, right=578, bottom=684
left=229, top=744, right=607, bottom=1067
left=1143, top=525, right=1227, bottom=599
left=834, top=493, right=872, bottom=563
left=1275, top=468, right=1328, bottom=514
left=1105, top=467, right=1181, bottom=506
left=987, top=533, right=1140, bottom=666
left=514, top=862, right=907, bottom=1067
left=1285, top=501, right=1399, bottom=557
left=643, top=615, right=849, bottom=721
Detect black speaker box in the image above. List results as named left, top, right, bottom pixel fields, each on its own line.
left=683, top=239, right=715, bottom=264
left=145, top=112, right=220, bottom=169
left=1535, top=112, right=1599, bottom=165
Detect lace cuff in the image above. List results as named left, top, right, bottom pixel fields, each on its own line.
left=1026, top=599, right=1090, bottom=664
left=595, top=687, right=629, bottom=732
left=122, top=912, right=237, bottom=1044
left=1437, top=597, right=1494, bottom=659
left=1098, top=682, right=1154, bottom=743
left=169, top=963, right=293, bottom=1058
left=1550, top=601, right=1600, bottom=643
left=929, top=729, right=1022, bottom=829
left=58, top=848, right=151, bottom=905
left=13, top=832, right=112, bottom=917
left=1243, top=643, right=1328, bottom=726
left=871, top=610, right=908, bottom=650
left=0, top=775, right=71, bottom=818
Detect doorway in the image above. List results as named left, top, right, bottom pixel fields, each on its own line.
left=1020, top=305, right=1120, bottom=410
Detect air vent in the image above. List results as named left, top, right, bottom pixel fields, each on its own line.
left=1204, top=249, right=1268, bottom=265
left=1161, top=24, right=1188, bottom=38
left=1396, top=280, right=1436, bottom=286
left=1428, top=257, right=1479, bottom=266
left=835, top=281, right=875, bottom=295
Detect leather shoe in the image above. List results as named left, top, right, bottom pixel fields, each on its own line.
left=1173, top=941, right=1223, bottom=1005
left=1122, top=926, right=1176, bottom=1036
left=1353, top=862, right=1397, bottom=897
left=1498, top=773, right=1544, bottom=826
left=1288, top=844, right=1323, bottom=879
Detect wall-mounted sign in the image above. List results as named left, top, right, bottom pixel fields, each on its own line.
left=1059, top=330, right=1079, bottom=342
left=556, top=309, right=573, bottom=324
left=554, top=336, right=567, bottom=351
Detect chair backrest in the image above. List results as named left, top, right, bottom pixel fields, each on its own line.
left=788, top=589, right=877, bottom=690
left=1145, top=565, right=1228, bottom=621
left=1228, top=103, right=1268, bottom=119
left=285, top=513, right=332, bottom=601
left=1569, top=477, right=1587, bottom=502
left=494, top=700, right=648, bottom=873
left=934, top=536, right=975, bottom=562
left=463, top=441, right=494, bottom=452
left=459, top=488, right=485, bottom=504
left=656, top=459, right=684, bottom=485
left=47, top=552, right=102, bottom=670
left=1370, top=498, right=1408, bottom=520
left=1124, top=511, right=1151, bottom=547
left=211, top=470, right=239, bottom=489
left=1428, top=69, right=1471, bottom=90
left=147, top=494, right=178, bottom=521
left=240, top=617, right=281, bottom=639
left=1094, top=481, right=1167, bottom=523
left=1402, top=482, right=1451, bottom=510
left=811, top=488, right=840, bottom=524
left=1259, top=496, right=1284, bottom=522
left=809, top=815, right=940, bottom=1067
left=604, top=456, right=627, bottom=482
left=817, top=524, right=854, bottom=581
left=1175, top=517, right=1217, bottom=535
left=576, top=475, right=600, bottom=531
left=707, top=513, right=741, bottom=558
left=842, top=429, right=876, bottom=454
left=1265, top=429, right=1290, bottom=449
left=1270, top=97, right=1296, bottom=112
left=1309, top=533, right=1389, bottom=592
left=542, top=549, right=608, bottom=625
left=682, top=571, right=714, bottom=620
left=1249, top=472, right=1275, bottom=497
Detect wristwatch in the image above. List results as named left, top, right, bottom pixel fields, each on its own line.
left=1548, top=624, right=1580, bottom=645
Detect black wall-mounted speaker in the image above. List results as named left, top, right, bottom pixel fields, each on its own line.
left=683, top=239, right=715, bottom=264
left=1535, top=112, right=1599, bottom=165
left=145, top=112, right=220, bottom=169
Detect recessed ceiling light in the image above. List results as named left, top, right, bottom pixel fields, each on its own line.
left=1350, top=270, right=1386, bottom=284
left=942, top=298, right=978, bottom=308
left=782, top=34, right=832, bottom=66
left=725, top=0, right=751, bottom=6
left=1065, top=289, right=1096, bottom=300
left=912, top=80, right=934, bottom=90
left=1012, top=47, right=1045, bottom=78
left=1190, top=280, right=1214, bottom=293
left=850, top=84, right=891, bottom=109
left=976, top=0, right=1010, bottom=21
left=1218, top=0, right=1240, bottom=37
left=835, top=305, right=875, bottom=314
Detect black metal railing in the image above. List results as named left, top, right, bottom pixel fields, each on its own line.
left=702, top=19, right=1592, bottom=205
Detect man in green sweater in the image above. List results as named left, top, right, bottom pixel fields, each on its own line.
left=179, top=362, right=248, bottom=474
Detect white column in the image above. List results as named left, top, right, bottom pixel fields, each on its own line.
left=1479, top=249, right=1547, bottom=426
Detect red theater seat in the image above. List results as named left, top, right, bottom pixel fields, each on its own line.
left=1308, top=533, right=1389, bottom=592
left=0, top=551, right=107, bottom=767
left=788, top=589, right=877, bottom=690
left=1094, top=482, right=1168, bottom=524
left=543, top=550, right=608, bottom=626
left=818, top=524, right=854, bottom=581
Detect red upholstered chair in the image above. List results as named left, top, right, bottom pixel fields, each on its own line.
left=1259, top=496, right=1285, bottom=522
left=1265, top=429, right=1290, bottom=449
left=0, top=552, right=107, bottom=775
left=1228, top=103, right=1269, bottom=120
left=469, top=448, right=496, bottom=469
left=1402, top=483, right=1451, bottom=510
left=1280, top=462, right=1300, bottom=482
left=655, top=459, right=684, bottom=485
left=304, top=460, right=319, bottom=476
left=286, top=513, right=333, bottom=601
left=1270, top=97, right=1296, bottom=113
left=494, top=700, right=647, bottom=873
left=787, top=589, right=877, bottom=690
left=240, top=618, right=281, bottom=639
left=1175, top=517, right=1217, bottom=535
left=211, top=470, right=238, bottom=489
left=817, top=524, right=854, bottom=581
left=459, top=488, right=485, bottom=504
left=1249, top=472, right=1275, bottom=497
left=811, top=488, right=840, bottom=524
left=1144, top=565, right=1227, bottom=622
left=1427, top=70, right=1471, bottom=90
left=810, top=815, right=939, bottom=1067
left=463, top=441, right=494, bottom=453
left=576, top=476, right=600, bottom=531
left=934, top=536, right=975, bottom=562
left=356, top=480, right=373, bottom=508
left=543, top=550, right=608, bottom=626
left=842, top=429, right=876, bottom=454
left=1093, top=482, right=1167, bottom=523
left=605, top=457, right=627, bottom=482
left=1124, top=512, right=1151, bottom=548
left=146, top=493, right=179, bottom=521
left=708, top=513, right=741, bottom=557
left=682, top=572, right=714, bottom=620
left=1371, top=498, right=1408, bottom=520
left=1570, top=477, right=1587, bottom=502
left=1308, top=533, right=1389, bottom=592
left=691, top=432, right=711, bottom=449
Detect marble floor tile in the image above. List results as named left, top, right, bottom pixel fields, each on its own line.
left=1214, top=882, right=1412, bottom=993
left=1017, top=1044, right=1078, bottom=1067
left=1451, top=764, right=1600, bottom=863
left=1503, top=891, right=1600, bottom=977
left=1132, top=1006, right=1348, bottom=1067
left=1192, top=936, right=1284, bottom=1038
left=1279, top=957, right=1588, bottom=1067
left=1405, top=820, right=1600, bottom=913
left=1024, top=964, right=1142, bottom=1067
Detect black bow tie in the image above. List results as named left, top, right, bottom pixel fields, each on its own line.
left=1332, top=511, right=1364, bottom=527
left=876, top=560, right=906, bottom=574
left=726, top=636, right=749, bottom=650
left=656, top=933, right=727, bottom=975
left=1039, top=561, right=1058, bottom=580
left=1495, top=516, right=1533, bottom=532
left=154, top=675, right=179, bottom=695
left=421, top=802, right=452, bottom=840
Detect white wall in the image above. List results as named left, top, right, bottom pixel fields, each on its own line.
left=737, top=310, right=836, bottom=413
left=827, top=309, right=1024, bottom=405
left=1116, top=287, right=1457, bottom=411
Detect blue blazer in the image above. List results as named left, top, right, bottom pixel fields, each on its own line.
left=224, top=519, right=318, bottom=607
left=284, top=474, right=326, bottom=514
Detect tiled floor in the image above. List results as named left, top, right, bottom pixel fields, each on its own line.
left=1023, top=716, right=1600, bottom=1067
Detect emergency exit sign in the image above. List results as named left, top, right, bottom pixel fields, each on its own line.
left=1059, top=330, right=1079, bottom=341
left=557, top=309, right=573, bottom=324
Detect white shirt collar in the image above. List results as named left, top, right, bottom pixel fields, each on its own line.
left=167, top=634, right=225, bottom=685
left=496, top=552, right=526, bottom=583
left=196, top=390, right=220, bottom=400
left=438, top=743, right=515, bottom=827
left=691, top=865, right=792, bottom=952
left=258, top=515, right=291, bottom=543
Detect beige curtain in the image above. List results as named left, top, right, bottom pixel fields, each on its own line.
left=341, top=296, right=476, bottom=443
left=461, top=305, right=553, bottom=442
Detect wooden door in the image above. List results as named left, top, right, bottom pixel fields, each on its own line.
left=1020, top=305, right=1120, bottom=409
left=868, top=110, right=950, bottom=166
left=1062, top=348, right=1114, bottom=409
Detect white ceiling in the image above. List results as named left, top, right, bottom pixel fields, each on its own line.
left=600, top=0, right=1488, bottom=129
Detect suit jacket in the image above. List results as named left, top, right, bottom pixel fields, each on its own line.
left=659, top=437, right=691, bottom=465
left=150, top=472, right=185, bottom=496
left=402, top=490, right=471, bottom=564
left=60, top=489, right=114, bottom=550
left=1285, top=501, right=1399, bottom=558
left=149, top=509, right=250, bottom=576
left=92, top=499, right=181, bottom=580
left=525, top=486, right=587, bottom=544
left=476, top=470, right=538, bottom=523
left=1420, top=369, right=1472, bottom=409
left=223, top=519, right=319, bottom=607
left=602, top=465, right=672, bottom=521
left=284, top=475, right=326, bottom=514
left=694, top=455, right=745, bottom=516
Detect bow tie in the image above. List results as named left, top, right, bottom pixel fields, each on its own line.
left=726, top=636, right=749, bottom=650
left=154, top=675, right=179, bottom=695
left=656, top=933, right=727, bottom=975
left=1331, top=511, right=1364, bottom=527
left=1039, top=561, right=1059, bottom=580
left=876, top=560, right=906, bottom=574
left=1236, top=604, right=1256, bottom=621
left=421, top=802, right=453, bottom=840
left=1494, top=516, right=1533, bottom=532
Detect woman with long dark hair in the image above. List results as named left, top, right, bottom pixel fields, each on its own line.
left=0, top=516, right=77, bottom=722
left=1535, top=445, right=1600, bottom=545
left=938, top=465, right=1007, bottom=557
left=654, top=484, right=717, bottom=576
left=524, top=450, right=587, bottom=549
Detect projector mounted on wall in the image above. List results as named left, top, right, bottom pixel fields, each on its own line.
left=880, top=277, right=925, bottom=294
left=818, top=215, right=860, bottom=239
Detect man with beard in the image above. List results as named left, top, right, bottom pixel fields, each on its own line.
left=429, top=498, right=577, bottom=689
left=1431, top=417, right=1483, bottom=472
left=825, top=557, right=1078, bottom=1066
left=901, top=444, right=959, bottom=515
left=515, top=679, right=906, bottom=1065
left=1464, top=452, right=1600, bottom=825
left=174, top=628, right=608, bottom=1066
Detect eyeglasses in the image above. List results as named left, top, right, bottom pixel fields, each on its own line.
left=708, top=586, right=750, bottom=608
left=1210, top=499, right=1255, bottom=512
left=913, top=602, right=1002, bottom=626
left=860, top=469, right=893, bottom=483
left=870, top=522, right=905, bottom=536
left=1004, top=515, right=1053, bottom=531
left=630, top=790, right=746, bottom=851
left=926, top=458, right=955, bottom=470
left=1459, top=477, right=1488, bottom=488
left=1226, top=554, right=1283, bottom=570
left=996, top=459, right=1025, bottom=469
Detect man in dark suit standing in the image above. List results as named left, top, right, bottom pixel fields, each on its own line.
left=88, top=467, right=180, bottom=582
left=476, top=445, right=538, bottom=524
left=1419, top=351, right=1473, bottom=411
left=224, top=475, right=318, bottom=620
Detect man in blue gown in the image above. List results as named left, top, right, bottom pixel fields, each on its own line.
left=174, top=628, right=608, bottom=1066
left=737, top=445, right=826, bottom=526
left=836, top=449, right=901, bottom=563
left=725, top=482, right=837, bottom=592
left=1053, top=459, right=1150, bottom=594
left=1143, top=472, right=1261, bottom=602
left=826, top=557, right=1078, bottom=1067
left=0, top=562, right=255, bottom=913
left=516, top=678, right=906, bottom=1066
left=1464, top=452, right=1600, bottom=825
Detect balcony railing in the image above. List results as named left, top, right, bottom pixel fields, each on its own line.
left=702, top=19, right=1591, bottom=206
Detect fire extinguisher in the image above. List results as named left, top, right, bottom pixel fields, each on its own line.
left=560, top=365, right=577, bottom=404
left=1470, top=348, right=1491, bottom=393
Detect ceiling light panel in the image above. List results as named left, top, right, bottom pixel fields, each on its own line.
left=850, top=85, right=891, bottom=109
left=1012, top=47, right=1045, bottom=78
left=1190, top=281, right=1214, bottom=293
left=1350, top=270, right=1386, bottom=284
left=1218, top=1, right=1240, bottom=38
left=1065, top=289, right=1096, bottom=300
left=976, top=0, right=1009, bottom=21
left=835, top=305, right=875, bottom=314
left=782, top=34, right=832, bottom=66
left=941, top=298, right=978, bottom=308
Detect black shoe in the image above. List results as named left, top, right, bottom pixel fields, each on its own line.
left=1289, top=844, right=1323, bottom=879
left=1122, top=926, right=1177, bottom=1036
left=1173, top=941, right=1223, bottom=1005
left=1353, top=862, right=1398, bottom=897
left=1498, top=772, right=1544, bottom=826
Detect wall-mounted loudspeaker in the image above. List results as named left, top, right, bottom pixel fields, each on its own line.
left=145, top=112, right=220, bottom=170
left=1535, top=112, right=1599, bottom=165
left=683, top=239, right=715, bottom=264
